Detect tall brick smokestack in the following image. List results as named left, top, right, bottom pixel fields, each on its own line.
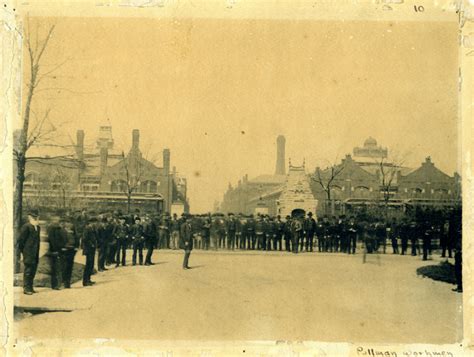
left=275, top=135, right=286, bottom=175
left=132, top=129, right=140, bottom=150
left=163, top=148, right=170, bottom=175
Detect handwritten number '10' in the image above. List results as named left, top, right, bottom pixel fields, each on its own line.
left=414, top=5, right=424, bottom=12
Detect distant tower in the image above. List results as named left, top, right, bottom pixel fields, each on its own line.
left=275, top=135, right=286, bottom=175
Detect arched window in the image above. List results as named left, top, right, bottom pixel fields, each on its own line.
left=412, top=187, right=423, bottom=198
left=354, top=186, right=370, bottom=199
left=140, top=180, right=157, bottom=193
left=330, top=185, right=343, bottom=200
left=434, top=188, right=448, bottom=199
left=111, top=179, right=127, bottom=193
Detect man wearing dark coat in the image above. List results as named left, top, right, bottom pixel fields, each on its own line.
left=246, top=215, right=256, bottom=250
left=96, top=216, right=108, bottom=272
left=408, top=220, right=419, bottom=256
left=143, top=216, right=156, bottom=265
left=180, top=216, right=193, bottom=269
left=61, top=215, right=80, bottom=288
left=275, top=215, right=284, bottom=251
left=399, top=218, right=410, bottom=255
left=255, top=215, right=265, bottom=251
left=346, top=216, right=358, bottom=254
left=114, top=216, right=129, bottom=267
left=47, top=214, right=66, bottom=290
left=201, top=216, right=211, bottom=250
left=304, top=212, right=317, bottom=252
left=284, top=216, right=292, bottom=252
left=131, top=217, right=145, bottom=265
left=226, top=213, right=237, bottom=250
left=82, top=217, right=98, bottom=286
left=18, top=209, right=41, bottom=295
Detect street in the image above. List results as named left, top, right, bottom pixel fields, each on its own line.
left=15, top=250, right=462, bottom=343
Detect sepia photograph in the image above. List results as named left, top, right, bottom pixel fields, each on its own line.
left=3, top=0, right=470, bottom=354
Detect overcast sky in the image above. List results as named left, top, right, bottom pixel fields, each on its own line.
left=24, top=17, right=459, bottom=212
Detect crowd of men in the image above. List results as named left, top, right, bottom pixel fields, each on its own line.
left=16, top=207, right=463, bottom=295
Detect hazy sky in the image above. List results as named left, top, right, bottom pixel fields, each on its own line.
left=24, top=17, right=459, bottom=212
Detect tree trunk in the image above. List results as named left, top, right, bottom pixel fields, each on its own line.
left=13, top=154, right=26, bottom=273
left=326, top=190, right=331, bottom=216
left=14, top=62, right=37, bottom=273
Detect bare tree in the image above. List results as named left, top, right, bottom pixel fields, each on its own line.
left=120, top=151, right=146, bottom=214
left=52, top=166, right=72, bottom=209
left=312, top=162, right=345, bottom=215
left=374, top=150, right=408, bottom=219
left=14, top=21, right=56, bottom=234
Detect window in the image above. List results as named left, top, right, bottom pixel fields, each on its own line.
left=111, top=180, right=127, bottom=192
left=82, top=184, right=99, bottom=192
left=330, top=186, right=343, bottom=199
left=354, top=186, right=370, bottom=199
left=140, top=180, right=157, bottom=193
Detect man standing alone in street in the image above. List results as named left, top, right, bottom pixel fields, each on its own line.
left=143, top=215, right=156, bottom=265
left=180, top=215, right=193, bottom=269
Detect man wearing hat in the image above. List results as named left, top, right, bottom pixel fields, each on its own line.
left=179, top=215, right=193, bottom=269
left=170, top=213, right=181, bottom=250
left=47, top=214, right=66, bottom=290
left=284, top=215, right=292, bottom=252
left=131, top=217, right=145, bottom=265
left=114, top=216, right=129, bottom=267
left=304, top=212, right=317, bottom=252
left=60, top=215, right=80, bottom=288
left=18, top=209, right=41, bottom=295
left=274, top=215, right=284, bottom=251
left=290, top=216, right=303, bottom=254
left=226, top=213, right=237, bottom=250
left=143, top=215, right=156, bottom=265
left=201, top=215, right=211, bottom=250
left=82, top=217, right=98, bottom=286
left=246, top=214, right=256, bottom=250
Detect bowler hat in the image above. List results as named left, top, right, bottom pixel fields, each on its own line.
left=27, top=209, right=39, bottom=218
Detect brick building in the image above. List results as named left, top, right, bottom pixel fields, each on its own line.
left=220, top=137, right=461, bottom=217
left=17, top=125, right=189, bottom=214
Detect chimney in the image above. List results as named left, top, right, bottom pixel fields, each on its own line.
left=275, top=135, right=286, bottom=175
left=132, top=129, right=140, bottom=150
left=76, top=130, right=84, bottom=161
left=163, top=148, right=170, bottom=175
left=100, top=147, right=108, bottom=176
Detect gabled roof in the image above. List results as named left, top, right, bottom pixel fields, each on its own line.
left=315, top=155, right=378, bottom=183
left=400, top=158, right=452, bottom=183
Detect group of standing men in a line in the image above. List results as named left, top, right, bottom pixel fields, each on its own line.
left=17, top=209, right=197, bottom=295
left=179, top=212, right=460, bottom=259
left=17, top=207, right=463, bottom=295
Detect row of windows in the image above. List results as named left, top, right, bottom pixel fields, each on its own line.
left=110, top=180, right=159, bottom=193
left=329, top=186, right=452, bottom=199
left=24, top=175, right=160, bottom=194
